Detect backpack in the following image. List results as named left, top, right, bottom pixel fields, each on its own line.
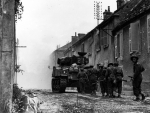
left=109, top=67, right=115, bottom=80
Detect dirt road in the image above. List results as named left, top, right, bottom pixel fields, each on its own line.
left=32, top=89, right=150, bottom=113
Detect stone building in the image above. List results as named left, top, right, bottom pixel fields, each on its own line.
left=112, top=0, right=150, bottom=91
left=63, top=0, right=150, bottom=93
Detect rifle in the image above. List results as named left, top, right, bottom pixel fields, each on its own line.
left=122, top=79, right=127, bottom=82
left=128, top=76, right=133, bottom=81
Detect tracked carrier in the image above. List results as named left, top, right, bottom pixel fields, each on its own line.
left=51, top=52, right=89, bottom=93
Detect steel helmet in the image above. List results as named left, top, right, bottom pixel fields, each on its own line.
left=108, top=63, right=113, bottom=67
left=130, top=54, right=139, bottom=61
left=114, top=62, right=119, bottom=66
left=99, top=63, right=104, bottom=67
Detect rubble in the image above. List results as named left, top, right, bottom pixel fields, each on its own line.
left=33, top=90, right=150, bottom=113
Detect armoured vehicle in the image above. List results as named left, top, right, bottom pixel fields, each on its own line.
left=51, top=52, right=89, bottom=93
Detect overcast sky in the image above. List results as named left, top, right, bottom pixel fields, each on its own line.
left=16, top=0, right=117, bottom=89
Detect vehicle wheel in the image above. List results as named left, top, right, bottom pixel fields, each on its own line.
left=77, top=87, right=81, bottom=93
left=52, top=78, right=60, bottom=93
left=59, top=87, right=66, bottom=93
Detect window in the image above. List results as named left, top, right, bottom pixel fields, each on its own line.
left=129, top=21, right=140, bottom=53
left=147, top=14, right=150, bottom=53
left=102, top=27, right=109, bottom=48
left=94, top=29, right=100, bottom=52
left=88, top=36, right=93, bottom=56
left=115, top=31, right=123, bottom=60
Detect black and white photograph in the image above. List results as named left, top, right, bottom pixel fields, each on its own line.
left=1, top=0, right=150, bottom=112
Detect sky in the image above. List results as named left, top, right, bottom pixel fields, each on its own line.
left=16, top=0, right=117, bottom=89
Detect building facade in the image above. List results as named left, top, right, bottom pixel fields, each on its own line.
left=113, top=0, right=150, bottom=91
left=62, top=0, right=150, bottom=92
left=51, top=0, right=150, bottom=93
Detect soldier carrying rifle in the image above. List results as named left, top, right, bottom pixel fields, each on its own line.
left=106, top=63, right=116, bottom=98
left=77, top=68, right=88, bottom=94
left=130, top=53, right=145, bottom=101
left=97, top=63, right=107, bottom=97
left=114, top=62, right=124, bottom=98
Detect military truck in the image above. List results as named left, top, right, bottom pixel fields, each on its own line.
left=51, top=52, right=89, bottom=93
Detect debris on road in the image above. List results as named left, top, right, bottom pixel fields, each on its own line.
left=30, top=89, right=150, bottom=113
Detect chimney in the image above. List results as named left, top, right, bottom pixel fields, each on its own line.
left=78, top=33, right=85, bottom=39
left=103, top=6, right=112, bottom=20
left=116, top=0, right=125, bottom=9
left=72, top=32, right=78, bottom=45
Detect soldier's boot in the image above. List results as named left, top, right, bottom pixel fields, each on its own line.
left=141, top=93, right=145, bottom=101
left=105, top=93, right=109, bottom=97
left=109, top=94, right=113, bottom=98
left=117, top=94, right=121, bottom=98
left=93, top=90, right=96, bottom=95
left=102, top=93, right=105, bottom=97
left=134, top=96, right=140, bottom=101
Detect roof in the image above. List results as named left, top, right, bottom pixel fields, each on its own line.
left=70, top=0, right=135, bottom=48
left=56, top=42, right=72, bottom=51
left=64, top=0, right=146, bottom=54
left=113, top=0, right=150, bottom=34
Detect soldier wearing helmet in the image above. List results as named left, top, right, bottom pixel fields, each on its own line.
left=88, top=65, right=98, bottom=95
left=114, top=62, right=124, bottom=98
left=97, top=63, right=107, bottom=97
left=77, top=68, right=88, bottom=93
left=130, top=53, right=145, bottom=101
left=106, top=63, right=115, bottom=97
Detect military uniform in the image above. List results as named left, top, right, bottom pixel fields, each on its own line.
left=98, top=65, right=107, bottom=97
left=133, top=63, right=145, bottom=100
left=114, top=63, right=123, bottom=97
left=78, top=69, right=87, bottom=93
left=106, top=63, right=115, bottom=97
left=89, top=67, right=98, bottom=95
left=131, top=54, right=145, bottom=101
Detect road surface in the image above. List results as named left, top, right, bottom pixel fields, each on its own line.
left=31, top=89, right=150, bottom=113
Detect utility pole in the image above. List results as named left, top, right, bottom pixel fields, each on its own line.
left=15, top=38, right=26, bottom=84
left=94, top=1, right=103, bottom=25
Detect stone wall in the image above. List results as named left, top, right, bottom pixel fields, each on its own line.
left=0, top=0, right=15, bottom=112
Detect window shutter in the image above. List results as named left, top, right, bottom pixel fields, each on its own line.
left=95, top=34, right=99, bottom=50
left=115, top=35, right=118, bottom=58
left=117, top=34, right=120, bottom=57
left=120, top=32, right=123, bottom=59
left=129, top=27, right=132, bottom=53
left=106, top=26, right=109, bottom=47
left=88, top=37, right=93, bottom=55
left=130, top=21, right=140, bottom=52
left=147, top=15, right=150, bottom=53
left=104, top=36, right=107, bottom=47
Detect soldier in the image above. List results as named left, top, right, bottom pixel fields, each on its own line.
left=114, top=62, right=124, bottom=98
left=103, top=67, right=109, bottom=97
left=98, top=63, right=107, bottom=97
left=130, top=54, right=145, bottom=101
left=77, top=68, right=87, bottom=93
left=88, top=66, right=98, bottom=95
left=106, top=63, right=115, bottom=98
